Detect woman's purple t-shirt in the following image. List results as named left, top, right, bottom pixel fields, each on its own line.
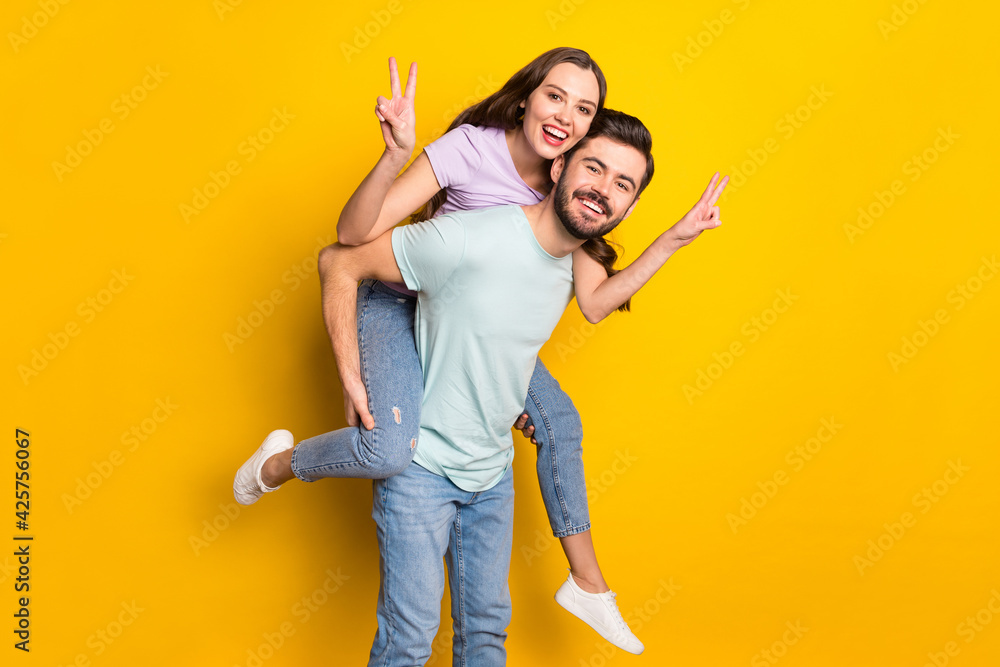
left=384, top=124, right=546, bottom=295
left=424, top=124, right=546, bottom=214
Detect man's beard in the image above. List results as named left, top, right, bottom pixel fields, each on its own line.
left=553, top=178, right=626, bottom=240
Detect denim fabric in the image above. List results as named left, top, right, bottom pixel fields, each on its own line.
left=290, top=280, right=422, bottom=479
left=290, top=279, right=592, bottom=536
left=521, top=359, right=591, bottom=538
left=368, top=462, right=514, bottom=667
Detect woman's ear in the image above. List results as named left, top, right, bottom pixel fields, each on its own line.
left=550, top=154, right=566, bottom=183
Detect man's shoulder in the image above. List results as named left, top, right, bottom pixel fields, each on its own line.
left=427, top=204, right=523, bottom=227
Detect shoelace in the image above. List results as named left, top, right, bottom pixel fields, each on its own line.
left=602, top=591, right=628, bottom=632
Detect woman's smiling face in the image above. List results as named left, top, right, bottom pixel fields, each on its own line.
left=519, top=62, right=601, bottom=161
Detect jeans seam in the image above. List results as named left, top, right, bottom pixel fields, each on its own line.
left=455, top=505, right=467, bottom=667
left=375, top=480, right=398, bottom=667
left=552, top=522, right=592, bottom=539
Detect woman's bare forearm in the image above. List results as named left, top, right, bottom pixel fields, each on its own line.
left=577, top=232, right=685, bottom=323
left=336, top=149, right=411, bottom=246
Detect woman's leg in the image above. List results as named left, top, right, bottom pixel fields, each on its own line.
left=522, top=359, right=643, bottom=653
left=253, top=280, right=423, bottom=490
left=520, top=359, right=608, bottom=590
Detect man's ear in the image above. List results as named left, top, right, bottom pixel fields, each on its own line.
left=550, top=154, right=566, bottom=183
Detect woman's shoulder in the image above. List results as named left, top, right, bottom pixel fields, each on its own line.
left=436, top=123, right=503, bottom=145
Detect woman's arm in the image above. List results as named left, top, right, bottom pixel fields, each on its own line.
left=336, top=58, right=443, bottom=246
left=337, top=152, right=442, bottom=245
left=573, top=173, right=729, bottom=323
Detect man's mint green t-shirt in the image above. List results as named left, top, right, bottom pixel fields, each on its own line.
left=391, top=205, right=574, bottom=492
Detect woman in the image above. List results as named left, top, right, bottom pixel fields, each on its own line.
left=235, top=47, right=725, bottom=654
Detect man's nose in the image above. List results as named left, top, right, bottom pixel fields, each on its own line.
left=590, top=177, right=611, bottom=197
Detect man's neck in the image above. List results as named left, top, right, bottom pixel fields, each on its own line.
left=521, top=198, right=585, bottom=258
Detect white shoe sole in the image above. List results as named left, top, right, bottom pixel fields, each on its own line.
left=555, top=580, right=645, bottom=655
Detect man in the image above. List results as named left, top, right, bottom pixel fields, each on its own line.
left=322, top=109, right=719, bottom=665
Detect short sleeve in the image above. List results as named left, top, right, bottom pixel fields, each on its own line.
left=391, top=215, right=467, bottom=295
left=422, top=124, right=485, bottom=190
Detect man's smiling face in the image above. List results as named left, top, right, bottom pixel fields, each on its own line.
left=552, top=136, right=647, bottom=239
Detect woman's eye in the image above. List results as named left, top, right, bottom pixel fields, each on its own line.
left=579, top=107, right=591, bottom=115
left=550, top=93, right=561, bottom=101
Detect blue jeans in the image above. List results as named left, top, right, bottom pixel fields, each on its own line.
left=368, top=462, right=514, bottom=666
left=291, top=279, right=590, bottom=537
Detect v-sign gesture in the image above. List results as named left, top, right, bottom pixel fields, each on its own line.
left=374, top=57, right=417, bottom=155
left=669, top=172, right=729, bottom=248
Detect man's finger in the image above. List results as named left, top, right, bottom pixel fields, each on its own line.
left=404, top=61, right=417, bottom=99
left=388, top=56, right=402, bottom=97
left=358, top=403, right=375, bottom=431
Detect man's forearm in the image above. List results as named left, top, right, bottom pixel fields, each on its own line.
left=318, top=244, right=365, bottom=388
left=317, top=233, right=405, bottom=387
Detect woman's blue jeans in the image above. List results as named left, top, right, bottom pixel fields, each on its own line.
left=290, top=279, right=591, bottom=538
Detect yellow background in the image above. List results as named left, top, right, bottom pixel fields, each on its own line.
left=3, top=0, right=999, bottom=665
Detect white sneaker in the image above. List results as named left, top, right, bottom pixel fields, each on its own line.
left=555, top=572, right=644, bottom=655
left=234, top=430, right=294, bottom=505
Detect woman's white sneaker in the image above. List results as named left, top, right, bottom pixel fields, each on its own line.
left=233, top=430, right=294, bottom=505
left=554, top=572, right=644, bottom=655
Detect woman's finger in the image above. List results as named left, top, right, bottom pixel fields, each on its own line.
left=388, top=56, right=401, bottom=98
left=404, top=61, right=417, bottom=99
left=707, top=174, right=729, bottom=206
left=698, top=172, right=720, bottom=204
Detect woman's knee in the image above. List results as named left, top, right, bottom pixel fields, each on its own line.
left=359, top=425, right=419, bottom=477
left=381, top=432, right=418, bottom=476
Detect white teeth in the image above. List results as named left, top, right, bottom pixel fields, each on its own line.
left=581, top=199, right=603, bottom=214
left=544, top=126, right=568, bottom=140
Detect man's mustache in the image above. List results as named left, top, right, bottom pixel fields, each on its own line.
left=574, top=191, right=612, bottom=218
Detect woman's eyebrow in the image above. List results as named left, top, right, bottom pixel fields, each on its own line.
left=543, top=84, right=597, bottom=109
